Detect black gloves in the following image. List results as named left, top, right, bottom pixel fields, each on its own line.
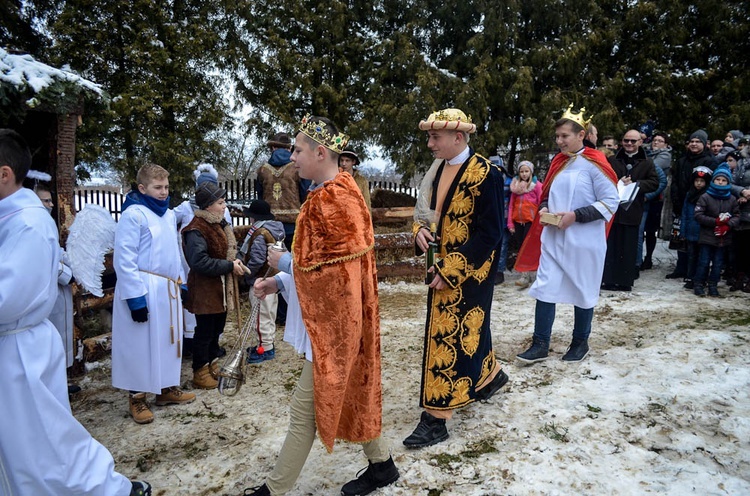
left=131, top=307, right=149, bottom=323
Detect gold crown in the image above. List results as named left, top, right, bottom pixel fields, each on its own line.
left=561, top=104, right=592, bottom=130
left=298, top=114, right=349, bottom=154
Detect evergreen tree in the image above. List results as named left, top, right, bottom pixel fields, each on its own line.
left=7, top=0, right=749, bottom=183
left=49, top=0, right=233, bottom=195
left=221, top=0, right=383, bottom=151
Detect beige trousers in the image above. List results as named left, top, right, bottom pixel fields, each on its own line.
left=250, top=291, right=277, bottom=350
left=266, top=360, right=390, bottom=495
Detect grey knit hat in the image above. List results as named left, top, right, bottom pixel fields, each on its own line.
left=689, top=130, right=708, bottom=146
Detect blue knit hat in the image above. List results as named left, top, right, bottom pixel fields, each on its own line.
left=712, top=164, right=732, bottom=184
left=193, top=163, right=219, bottom=188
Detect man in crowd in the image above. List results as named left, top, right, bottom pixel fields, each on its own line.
left=515, top=106, right=619, bottom=364
left=245, top=115, right=399, bottom=496
left=0, top=128, right=151, bottom=495
left=255, top=132, right=311, bottom=250
left=338, top=148, right=371, bottom=209
left=601, top=136, right=618, bottom=152
left=667, top=130, right=717, bottom=279
left=584, top=124, right=598, bottom=148
left=601, top=129, right=659, bottom=290
left=710, top=139, right=725, bottom=157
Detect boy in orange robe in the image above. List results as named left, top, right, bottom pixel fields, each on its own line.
left=246, top=115, right=399, bottom=496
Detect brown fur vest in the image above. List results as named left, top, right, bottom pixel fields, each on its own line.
left=183, top=210, right=237, bottom=315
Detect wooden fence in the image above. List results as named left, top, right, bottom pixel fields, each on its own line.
left=74, top=186, right=126, bottom=222
left=74, top=178, right=416, bottom=225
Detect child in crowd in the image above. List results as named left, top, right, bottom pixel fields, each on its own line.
left=508, top=160, right=543, bottom=288
left=693, top=165, right=740, bottom=296
left=680, top=166, right=712, bottom=289
left=182, top=182, right=245, bottom=389
left=173, top=163, right=233, bottom=357
left=237, top=199, right=286, bottom=363
left=113, top=163, right=196, bottom=424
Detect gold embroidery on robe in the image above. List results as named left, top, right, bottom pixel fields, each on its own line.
left=461, top=307, right=484, bottom=356
left=471, top=252, right=495, bottom=283
left=448, top=378, right=472, bottom=407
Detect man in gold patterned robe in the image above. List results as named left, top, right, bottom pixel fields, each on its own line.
left=405, top=108, right=509, bottom=449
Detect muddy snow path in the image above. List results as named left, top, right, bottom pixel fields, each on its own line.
left=73, top=242, right=750, bottom=495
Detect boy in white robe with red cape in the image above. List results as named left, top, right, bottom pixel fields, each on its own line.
left=515, top=106, right=619, bottom=364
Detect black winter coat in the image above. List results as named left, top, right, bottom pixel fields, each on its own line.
left=671, top=149, right=716, bottom=216
left=608, top=148, right=660, bottom=226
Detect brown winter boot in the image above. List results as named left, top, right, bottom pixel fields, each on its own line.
left=129, top=393, right=154, bottom=424
left=154, top=386, right=197, bottom=405
left=192, top=364, right=219, bottom=390
left=209, top=358, right=220, bottom=380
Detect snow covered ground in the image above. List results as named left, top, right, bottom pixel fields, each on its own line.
left=73, top=240, right=750, bottom=495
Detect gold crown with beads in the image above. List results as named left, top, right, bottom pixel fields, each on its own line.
left=561, top=104, right=592, bottom=130
left=298, top=114, right=349, bottom=154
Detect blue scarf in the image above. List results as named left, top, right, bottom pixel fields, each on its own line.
left=122, top=191, right=170, bottom=216
left=706, top=182, right=731, bottom=199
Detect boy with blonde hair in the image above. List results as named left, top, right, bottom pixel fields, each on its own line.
left=113, top=163, right=195, bottom=424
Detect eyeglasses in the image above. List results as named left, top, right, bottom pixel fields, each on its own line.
left=41, top=198, right=54, bottom=204
left=622, top=139, right=640, bottom=144
left=652, top=138, right=665, bottom=143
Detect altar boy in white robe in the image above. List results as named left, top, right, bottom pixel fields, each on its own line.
left=0, top=129, right=151, bottom=495
left=112, top=163, right=195, bottom=424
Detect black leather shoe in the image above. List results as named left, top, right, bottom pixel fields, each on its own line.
left=516, top=339, right=549, bottom=364
left=243, top=484, right=270, bottom=496
left=562, top=339, right=589, bottom=362
left=403, top=411, right=449, bottom=448
left=475, top=369, right=508, bottom=402
left=341, top=456, right=399, bottom=495
left=665, top=271, right=685, bottom=279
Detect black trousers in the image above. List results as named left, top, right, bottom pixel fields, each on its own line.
left=511, top=222, right=533, bottom=253
left=732, top=229, right=750, bottom=274
left=602, top=224, right=639, bottom=287
left=644, top=200, right=663, bottom=259
left=193, top=312, right=227, bottom=371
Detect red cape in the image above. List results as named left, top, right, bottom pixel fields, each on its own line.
left=515, top=148, right=617, bottom=272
